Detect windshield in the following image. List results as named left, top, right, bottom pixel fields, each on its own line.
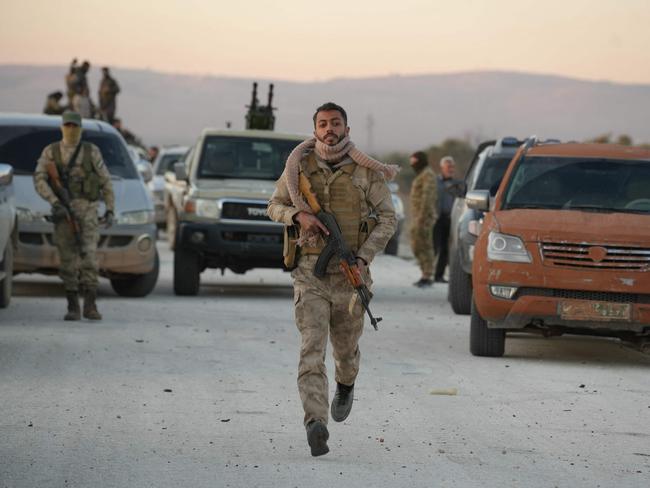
left=156, top=152, right=185, bottom=175
left=474, top=156, right=513, bottom=195
left=0, top=126, right=139, bottom=179
left=503, top=156, right=650, bottom=213
left=197, top=136, right=300, bottom=180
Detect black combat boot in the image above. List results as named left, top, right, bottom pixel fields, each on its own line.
left=330, top=382, right=354, bottom=422
left=306, top=420, right=329, bottom=457
left=64, top=292, right=81, bottom=321
left=83, top=288, right=102, bottom=320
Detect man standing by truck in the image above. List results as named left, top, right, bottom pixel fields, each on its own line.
left=268, top=102, right=397, bottom=457
left=33, top=111, right=115, bottom=321
left=433, top=155, right=459, bottom=283
left=409, top=151, right=437, bottom=287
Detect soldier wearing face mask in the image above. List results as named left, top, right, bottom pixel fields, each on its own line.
left=33, top=111, right=115, bottom=321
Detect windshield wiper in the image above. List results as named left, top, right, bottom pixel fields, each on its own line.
left=564, top=205, right=617, bottom=213
left=504, top=203, right=556, bottom=210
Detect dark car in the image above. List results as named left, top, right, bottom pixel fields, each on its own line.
left=447, top=137, right=522, bottom=314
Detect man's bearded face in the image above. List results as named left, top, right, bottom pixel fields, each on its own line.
left=314, top=110, right=349, bottom=146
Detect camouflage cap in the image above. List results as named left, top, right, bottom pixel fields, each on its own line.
left=62, top=110, right=82, bottom=126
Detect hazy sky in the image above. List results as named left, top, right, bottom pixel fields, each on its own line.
left=3, top=0, right=650, bottom=84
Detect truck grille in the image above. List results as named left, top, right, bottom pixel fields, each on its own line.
left=221, top=202, right=270, bottom=221
left=516, top=287, right=650, bottom=304
left=541, top=242, right=650, bottom=271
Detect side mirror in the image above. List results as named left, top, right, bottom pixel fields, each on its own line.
left=174, top=162, right=188, bottom=181
left=466, top=190, right=490, bottom=211
left=136, top=160, right=153, bottom=183
left=0, top=163, right=14, bottom=186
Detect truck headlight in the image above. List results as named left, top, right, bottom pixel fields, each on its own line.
left=16, top=207, right=47, bottom=223
left=487, top=231, right=531, bottom=263
left=16, top=207, right=36, bottom=222
left=118, top=210, right=154, bottom=225
left=194, top=199, right=220, bottom=219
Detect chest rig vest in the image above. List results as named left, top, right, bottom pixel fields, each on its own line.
left=301, top=152, right=373, bottom=255
left=51, top=142, right=101, bottom=201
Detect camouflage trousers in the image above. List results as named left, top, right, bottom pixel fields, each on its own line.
left=291, top=255, right=371, bottom=426
left=410, top=224, right=434, bottom=276
left=53, top=201, right=100, bottom=292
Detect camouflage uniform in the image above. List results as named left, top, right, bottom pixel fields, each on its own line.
left=268, top=153, right=396, bottom=425
left=34, top=142, right=115, bottom=293
left=98, top=72, right=120, bottom=123
left=409, top=166, right=437, bottom=276
left=43, top=95, right=65, bottom=115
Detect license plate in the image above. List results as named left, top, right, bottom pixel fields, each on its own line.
left=559, top=300, right=631, bottom=321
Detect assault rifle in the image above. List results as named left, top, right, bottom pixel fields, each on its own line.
left=299, top=173, right=382, bottom=330
left=45, top=160, right=85, bottom=257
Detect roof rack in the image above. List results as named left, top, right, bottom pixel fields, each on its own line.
left=521, top=136, right=563, bottom=156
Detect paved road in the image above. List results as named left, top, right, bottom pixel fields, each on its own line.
left=1, top=242, right=649, bottom=488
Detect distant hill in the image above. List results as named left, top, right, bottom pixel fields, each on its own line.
left=1, top=64, right=649, bottom=153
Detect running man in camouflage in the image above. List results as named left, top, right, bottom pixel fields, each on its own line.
left=34, top=111, right=115, bottom=321
left=409, top=151, right=438, bottom=287
left=268, top=102, right=397, bottom=456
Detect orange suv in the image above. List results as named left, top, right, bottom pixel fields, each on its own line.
left=468, top=138, right=650, bottom=357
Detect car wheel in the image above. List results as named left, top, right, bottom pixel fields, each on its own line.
left=448, top=250, right=472, bottom=315
left=470, top=299, right=505, bottom=357
left=0, top=242, right=13, bottom=308
left=384, top=234, right=399, bottom=256
left=174, top=246, right=200, bottom=296
left=110, top=250, right=160, bottom=297
left=166, top=207, right=177, bottom=250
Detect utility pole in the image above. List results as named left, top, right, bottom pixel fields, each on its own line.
left=366, top=113, right=375, bottom=154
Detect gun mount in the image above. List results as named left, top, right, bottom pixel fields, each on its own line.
left=245, top=82, right=276, bottom=131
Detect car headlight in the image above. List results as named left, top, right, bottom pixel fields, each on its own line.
left=391, top=194, right=405, bottom=220
left=487, top=231, right=531, bottom=263
left=118, top=210, right=155, bottom=225
left=16, top=207, right=47, bottom=223
left=192, top=198, right=220, bottom=219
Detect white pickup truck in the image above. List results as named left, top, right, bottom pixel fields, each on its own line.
left=164, top=129, right=305, bottom=295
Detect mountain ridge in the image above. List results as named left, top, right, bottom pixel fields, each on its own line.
left=1, top=64, right=649, bottom=152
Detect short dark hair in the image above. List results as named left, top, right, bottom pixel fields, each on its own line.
left=313, top=102, right=348, bottom=127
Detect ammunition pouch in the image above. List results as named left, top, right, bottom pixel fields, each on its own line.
left=358, top=218, right=377, bottom=249
left=53, top=142, right=101, bottom=201
left=82, top=171, right=101, bottom=201
left=283, top=225, right=300, bottom=270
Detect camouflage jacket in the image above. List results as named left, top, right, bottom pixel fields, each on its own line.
left=268, top=153, right=397, bottom=266
left=34, top=141, right=115, bottom=212
left=410, top=166, right=437, bottom=228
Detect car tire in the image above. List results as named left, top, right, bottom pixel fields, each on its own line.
left=470, top=299, right=505, bottom=357
left=174, top=246, right=200, bottom=296
left=110, top=249, right=160, bottom=297
left=448, top=250, right=472, bottom=315
left=0, top=241, right=13, bottom=308
left=384, top=234, right=399, bottom=256
left=166, top=207, right=177, bottom=250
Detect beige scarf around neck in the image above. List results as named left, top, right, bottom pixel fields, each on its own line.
left=285, top=135, right=400, bottom=214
